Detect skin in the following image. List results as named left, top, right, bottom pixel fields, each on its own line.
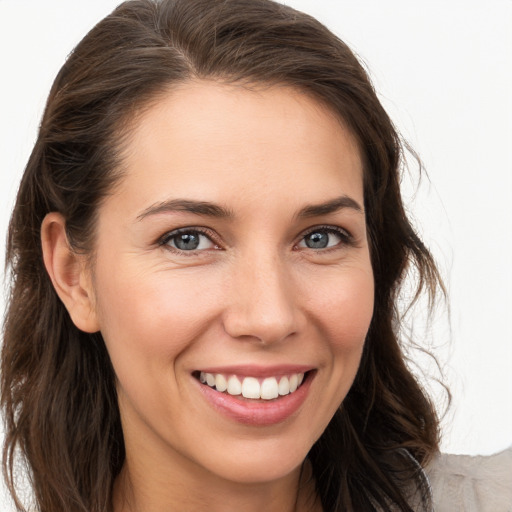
left=42, top=81, right=374, bottom=512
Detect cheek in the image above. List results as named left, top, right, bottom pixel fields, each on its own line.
left=93, top=265, right=222, bottom=371
left=310, top=265, right=375, bottom=353
left=301, top=265, right=374, bottom=438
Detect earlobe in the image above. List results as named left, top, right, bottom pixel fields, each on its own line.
left=41, top=213, right=100, bottom=333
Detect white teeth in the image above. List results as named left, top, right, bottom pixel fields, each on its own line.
left=206, top=373, right=215, bottom=387
left=227, top=375, right=242, bottom=396
left=289, top=374, right=298, bottom=393
left=200, top=371, right=307, bottom=400
left=260, top=377, right=279, bottom=399
left=242, top=377, right=260, bottom=399
left=278, top=376, right=290, bottom=396
left=215, top=374, right=228, bottom=392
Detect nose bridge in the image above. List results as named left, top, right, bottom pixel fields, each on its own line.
left=223, top=247, right=300, bottom=344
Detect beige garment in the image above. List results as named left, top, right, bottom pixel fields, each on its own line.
left=426, top=447, right=512, bottom=512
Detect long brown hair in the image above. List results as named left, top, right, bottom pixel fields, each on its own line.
left=2, top=1, right=443, bottom=510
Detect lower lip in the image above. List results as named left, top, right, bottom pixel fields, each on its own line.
left=196, top=373, right=314, bottom=426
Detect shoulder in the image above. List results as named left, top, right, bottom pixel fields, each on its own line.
left=425, top=447, right=512, bottom=512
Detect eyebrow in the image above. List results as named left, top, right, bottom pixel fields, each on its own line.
left=137, top=199, right=233, bottom=221
left=296, top=195, right=364, bottom=218
left=136, top=195, right=363, bottom=222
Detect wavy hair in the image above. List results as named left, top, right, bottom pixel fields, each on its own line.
left=2, top=0, right=444, bottom=510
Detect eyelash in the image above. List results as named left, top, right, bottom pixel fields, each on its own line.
left=297, top=225, right=354, bottom=251
left=158, top=227, right=219, bottom=255
left=158, top=225, right=354, bottom=254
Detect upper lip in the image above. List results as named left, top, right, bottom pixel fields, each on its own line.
left=194, top=364, right=314, bottom=378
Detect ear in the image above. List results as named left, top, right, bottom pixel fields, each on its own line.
left=41, top=212, right=100, bottom=333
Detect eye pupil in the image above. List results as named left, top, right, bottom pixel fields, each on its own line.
left=306, top=231, right=329, bottom=249
left=174, top=233, right=200, bottom=250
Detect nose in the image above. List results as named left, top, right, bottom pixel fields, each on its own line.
left=222, top=252, right=302, bottom=345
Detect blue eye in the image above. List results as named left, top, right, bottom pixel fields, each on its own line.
left=298, top=228, right=348, bottom=250
left=162, top=229, right=216, bottom=251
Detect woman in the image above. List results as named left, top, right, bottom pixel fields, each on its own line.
left=0, top=0, right=467, bottom=510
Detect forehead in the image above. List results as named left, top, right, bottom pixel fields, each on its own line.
left=112, top=81, right=364, bottom=217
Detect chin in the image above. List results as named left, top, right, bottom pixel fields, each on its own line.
left=189, top=427, right=321, bottom=486
left=206, top=451, right=306, bottom=485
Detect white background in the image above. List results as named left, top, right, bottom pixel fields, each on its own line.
left=1, top=0, right=511, bottom=506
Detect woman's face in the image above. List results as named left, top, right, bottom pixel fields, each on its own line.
left=88, top=81, right=374, bottom=486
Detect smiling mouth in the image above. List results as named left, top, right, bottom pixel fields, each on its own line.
left=194, top=371, right=309, bottom=401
